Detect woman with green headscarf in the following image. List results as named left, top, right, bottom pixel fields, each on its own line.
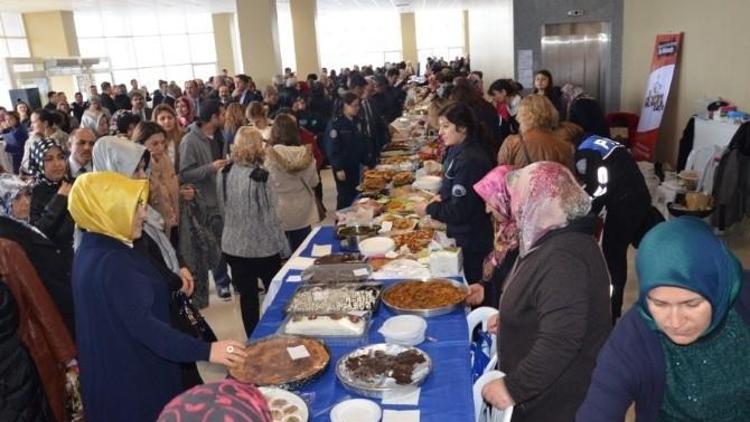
left=577, top=217, right=750, bottom=421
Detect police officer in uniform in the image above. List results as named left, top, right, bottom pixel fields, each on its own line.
left=323, top=92, right=367, bottom=210
left=416, top=103, right=493, bottom=283
left=575, top=135, right=663, bottom=323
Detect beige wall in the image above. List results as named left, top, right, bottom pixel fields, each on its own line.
left=467, top=0, right=514, bottom=85
left=621, top=0, right=750, bottom=165
left=212, top=13, right=236, bottom=76
left=23, top=11, right=80, bottom=97
left=290, top=0, right=320, bottom=77
left=462, top=10, right=470, bottom=56
left=400, top=12, right=418, bottom=67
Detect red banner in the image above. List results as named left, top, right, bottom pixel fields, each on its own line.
left=631, top=33, right=683, bottom=161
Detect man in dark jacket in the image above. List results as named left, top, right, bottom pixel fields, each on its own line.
left=100, top=82, right=117, bottom=115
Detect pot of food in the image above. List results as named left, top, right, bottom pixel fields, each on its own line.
left=336, top=224, right=381, bottom=250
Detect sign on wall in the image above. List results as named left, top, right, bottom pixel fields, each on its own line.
left=631, top=32, right=683, bottom=161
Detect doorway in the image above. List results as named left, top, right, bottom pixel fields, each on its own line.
left=541, top=21, right=611, bottom=112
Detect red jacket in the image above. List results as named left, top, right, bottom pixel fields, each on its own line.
left=300, top=127, right=323, bottom=170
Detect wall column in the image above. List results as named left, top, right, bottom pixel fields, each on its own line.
left=235, top=0, right=282, bottom=88
left=400, top=12, right=418, bottom=67
left=289, top=0, right=320, bottom=77
left=212, top=13, right=236, bottom=76
left=463, top=10, right=470, bottom=56
left=22, top=11, right=80, bottom=97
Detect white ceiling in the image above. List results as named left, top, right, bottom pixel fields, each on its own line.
left=0, top=0, right=472, bottom=14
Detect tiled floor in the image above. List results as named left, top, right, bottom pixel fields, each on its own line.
left=198, top=169, right=750, bottom=420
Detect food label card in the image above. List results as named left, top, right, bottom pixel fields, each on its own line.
left=353, top=268, right=370, bottom=277
left=287, top=345, right=311, bottom=360
left=287, top=275, right=302, bottom=283
left=381, top=221, right=394, bottom=232
left=311, top=244, right=332, bottom=257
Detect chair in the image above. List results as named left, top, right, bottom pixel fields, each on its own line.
left=468, top=307, right=513, bottom=422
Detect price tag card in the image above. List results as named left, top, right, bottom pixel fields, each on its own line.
left=287, top=275, right=302, bottom=283
left=353, top=268, right=370, bottom=277
left=381, top=221, right=393, bottom=232
left=311, top=244, right=332, bottom=257
left=287, top=345, right=311, bottom=360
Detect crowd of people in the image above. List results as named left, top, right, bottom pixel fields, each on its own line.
left=0, top=54, right=747, bottom=422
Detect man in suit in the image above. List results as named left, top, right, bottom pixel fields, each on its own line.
left=100, top=82, right=117, bottom=115
left=130, top=91, right=152, bottom=122
left=71, top=92, right=88, bottom=123
left=233, top=74, right=262, bottom=107
left=67, top=128, right=96, bottom=178
left=185, top=80, right=202, bottom=118
left=152, top=80, right=167, bottom=107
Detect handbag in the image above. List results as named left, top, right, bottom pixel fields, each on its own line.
left=301, top=177, right=327, bottom=222
left=174, top=291, right=218, bottom=343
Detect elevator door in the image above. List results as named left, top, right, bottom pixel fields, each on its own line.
left=541, top=22, right=611, bottom=110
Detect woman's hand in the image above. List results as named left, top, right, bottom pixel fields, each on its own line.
left=487, top=313, right=500, bottom=333
left=335, top=170, right=346, bottom=182
left=415, top=201, right=428, bottom=217
left=179, top=267, right=194, bottom=296
left=466, top=284, right=486, bottom=306
left=180, top=185, right=196, bottom=201
left=58, top=181, right=73, bottom=197
left=209, top=340, right=247, bottom=369
left=482, top=379, right=515, bottom=410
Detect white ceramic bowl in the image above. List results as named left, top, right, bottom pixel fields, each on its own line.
left=379, top=315, right=427, bottom=346
left=331, top=399, right=382, bottom=422
left=358, top=237, right=396, bottom=257
left=413, top=175, right=442, bottom=193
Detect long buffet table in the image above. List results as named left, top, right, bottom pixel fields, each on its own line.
left=253, top=226, right=475, bottom=421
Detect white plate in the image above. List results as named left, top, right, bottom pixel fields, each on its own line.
left=259, top=386, right=309, bottom=422
left=359, top=237, right=396, bottom=257
left=330, top=399, right=382, bottom=422
left=412, top=175, right=442, bottom=193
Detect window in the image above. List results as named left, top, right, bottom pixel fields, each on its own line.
left=0, top=12, right=31, bottom=107
left=316, top=9, right=402, bottom=71
left=415, top=9, right=465, bottom=68
left=75, top=9, right=218, bottom=97
left=276, top=0, right=297, bottom=73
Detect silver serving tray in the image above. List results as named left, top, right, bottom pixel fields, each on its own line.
left=301, top=263, right=372, bottom=283
left=381, top=278, right=469, bottom=317
left=335, top=343, right=432, bottom=399
left=284, top=282, right=383, bottom=315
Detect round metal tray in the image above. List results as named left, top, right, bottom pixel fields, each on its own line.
left=335, top=343, right=432, bottom=399
left=381, top=278, right=468, bottom=317
left=229, top=334, right=331, bottom=391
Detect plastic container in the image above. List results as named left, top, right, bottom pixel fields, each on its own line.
left=330, top=399, right=382, bottom=422
left=358, top=237, right=396, bottom=257
left=378, top=315, right=427, bottom=346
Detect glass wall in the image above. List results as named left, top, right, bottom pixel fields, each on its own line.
left=0, top=12, right=31, bottom=108
left=415, top=9, right=465, bottom=68
left=75, top=9, right=217, bottom=97
left=276, top=0, right=297, bottom=74
left=316, top=9, right=402, bottom=71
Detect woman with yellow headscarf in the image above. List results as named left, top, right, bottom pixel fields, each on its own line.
left=68, top=172, right=247, bottom=422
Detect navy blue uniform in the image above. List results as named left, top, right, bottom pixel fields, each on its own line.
left=323, top=115, right=367, bottom=209
left=575, top=135, right=662, bottom=322
left=426, top=139, right=493, bottom=282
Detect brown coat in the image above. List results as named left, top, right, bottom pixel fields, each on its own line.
left=149, top=154, right=180, bottom=230
left=0, top=239, right=76, bottom=422
left=497, top=128, right=575, bottom=169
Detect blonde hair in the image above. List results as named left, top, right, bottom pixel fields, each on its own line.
left=232, top=127, right=265, bottom=165
left=224, top=102, right=246, bottom=132
left=516, top=94, right=559, bottom=133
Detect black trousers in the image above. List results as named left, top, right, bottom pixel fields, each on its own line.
left=225, top=254, right=281, bottom=337
left=334, top=168, right=359, bottom=210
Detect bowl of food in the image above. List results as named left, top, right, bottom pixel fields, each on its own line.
left=382, top=278, right=468, bottom=317
left=336, top=224, right=381, bottom=250
left=260, top=387, right=309, bottom=422
left=413, top=175, right=442, bottom=193
left=358, top=237, right=396, bottom=258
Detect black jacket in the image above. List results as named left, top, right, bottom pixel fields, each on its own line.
left=29, top=183, right=75, bottom=258
left=426, top=140, right=493, bottom=254
left=0, top=217, right=74, bottom=338
left=114, top=94, right=132, bottom=111
left=101, top=93, right=117, bottom=115
left=0, top=282, right=53, bottom=422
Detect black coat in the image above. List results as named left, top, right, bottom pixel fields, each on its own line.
left=114, top=94, right=132, bottom=111
left=0, top=217, right=74, bottom=337
left=29, top=183, right=75, bottom=260
left=101, top=93, right=117, bottom=115
left=0, top=282, right=53, bottom=422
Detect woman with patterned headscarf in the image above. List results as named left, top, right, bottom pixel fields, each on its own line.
left=158, top=380, right=271, bottom=422
left=480, top=161, right=611, bottom=422
left=0, top=173, right=75, bottom=336
left=28, top=138, right=76, bottom=256
left=578, top=217, right=750, bottom=421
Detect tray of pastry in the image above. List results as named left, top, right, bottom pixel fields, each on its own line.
left=301, top=262, right=373, bottom=284
left=382, top=278, right=468, bottom=317
left=284, top=282, right=383, bottom=315
left=281, top=311, right=371, bottom=338
left=230, top=335, right=330, bottom=390
left=336, top=343, right=432, bottom=399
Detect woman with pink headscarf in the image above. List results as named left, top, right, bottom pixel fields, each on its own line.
left=476, top=161, right=611, bottom=422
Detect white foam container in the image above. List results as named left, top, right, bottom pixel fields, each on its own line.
left=378, top=315, right=427, bottom=346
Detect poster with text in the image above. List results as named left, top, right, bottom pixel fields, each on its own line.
left=631, top=33, right=683, bottom=161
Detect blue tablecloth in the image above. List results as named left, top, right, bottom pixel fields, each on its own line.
left=252, top=226, right=475, bottom=421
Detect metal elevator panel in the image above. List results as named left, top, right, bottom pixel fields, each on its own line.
left=541, top=21, right=611, bottom=109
